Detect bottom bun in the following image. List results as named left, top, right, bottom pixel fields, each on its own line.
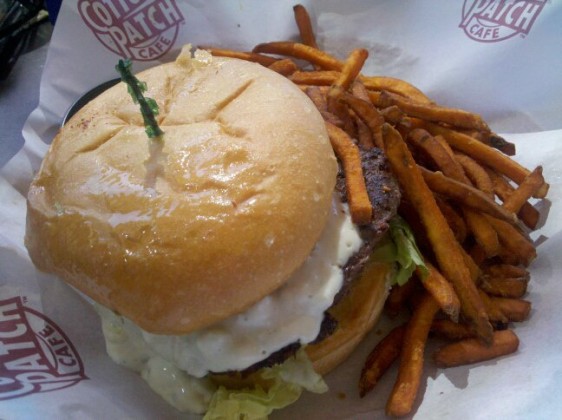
left=306, top=260, right=391, bottom=375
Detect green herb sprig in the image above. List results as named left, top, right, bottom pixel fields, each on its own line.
left=115, top=59, right=164, bottom=139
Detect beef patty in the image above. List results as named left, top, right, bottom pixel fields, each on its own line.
left=222, top=147, right=400, bottom=375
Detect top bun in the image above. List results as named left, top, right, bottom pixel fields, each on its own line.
left=25, top=48, right=337, bottom=334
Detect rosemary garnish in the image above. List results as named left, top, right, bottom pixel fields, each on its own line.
left=115, top=59, right=164, bottom=139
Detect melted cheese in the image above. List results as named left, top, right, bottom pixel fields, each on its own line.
left=97, top=195, right=362, bottom=411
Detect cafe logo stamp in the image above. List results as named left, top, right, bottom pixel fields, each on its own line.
left=78, top=0, right=184, bottom=61
left=0, top=297, right=87, bottom=400
left=460, top=0, right=546, bottom=42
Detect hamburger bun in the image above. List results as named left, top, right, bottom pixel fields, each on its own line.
left=25, top=48, right=338, bottom=335
left=307, top=260, right=390, bottom=375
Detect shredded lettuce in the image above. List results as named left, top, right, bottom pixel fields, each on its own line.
left=204, top=349, right=327, bottom=420
left=372, top=215, right=428, bottom=286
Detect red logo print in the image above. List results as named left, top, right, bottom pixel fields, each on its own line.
left=78, top=0, right=184, bottom=61
left=0, top=297, right=87, bottom=400
left=460, top=0, right=546, bottom=42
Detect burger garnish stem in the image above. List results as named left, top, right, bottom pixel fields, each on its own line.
left=115, top=59, right=164, bottom=139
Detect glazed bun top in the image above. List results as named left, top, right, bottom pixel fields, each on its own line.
left=25, top=47, right=337, bottom=334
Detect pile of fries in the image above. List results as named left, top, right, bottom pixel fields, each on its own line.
left=202, top=5, right=549, bottom=417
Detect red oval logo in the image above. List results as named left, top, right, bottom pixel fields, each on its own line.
left=78, top=0, right=184, bottom=61
left=460, top=0, right=546, bottom=42
left=0, top=297, right=87, bottom=400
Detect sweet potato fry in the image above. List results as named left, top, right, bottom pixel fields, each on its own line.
left=478, top=290, right=509, bottom=324
left=464, top=210, right=500, bottom=258
left=380, top=105, right=408, bottom=126
left=385, top=279, right=420, bottom=317
left=430, top=319, right=475, bottom=340
left=351, top=80, right=371, bottom=101
left=455, top=153, right=494, bottom=198
left=375, top=91, right=490, bottom=131
left=418, top=261, right=460, bottom=322
left=382, top=124, right=493, bottom=344
left=332, top=48, right=369, bottom=91
left=435, top=199, right=467, bottom=244
left=340, top=92, right=384, bottom=148
left=489, top=296, right=532, bottom=322
left=484, top=216, right=537, bottom=266
left=290, top=70, right=340, bottom=85
left=199, top=46, right=279, bottom=66
left=359, top=325, right=406, bottom=397
left=325, top=122, right=372, bottom=224
left=304, top=86, right=328, bottom=112
left=293, top=4, right=318, bottom=49
left=480, top=132, right=516, bottom=156
left=433, top=330, right=519, bottom=368
left=418, top=166, right=517, bottom=224
left=488, top=169, right=540, bottom=230
left=406, top=129, right=467, bottom=183
left=419, top=121, right=549, bottom=198
left=267, top=58, right=299, bottom=76
left=361, top=76, right=432, bottom=104
left=502, top=166, right=545, bottom=214
left=327, top=86, right=356, bottom=137
left=253, top=42, right=344, bottom=70
left=485, top=264, right=529, bottom=279
left=386, top=294, right=440, bottom=417
left=479, top=277, right=529, bottom=299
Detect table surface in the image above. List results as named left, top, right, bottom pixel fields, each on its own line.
left=0, top=23, right=52, bottom=169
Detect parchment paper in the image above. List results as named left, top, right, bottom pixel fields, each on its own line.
left=1, top=1, right=561, bottom=419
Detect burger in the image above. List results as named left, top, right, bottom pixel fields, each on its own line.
left=24, top=46, right=402, bottom=418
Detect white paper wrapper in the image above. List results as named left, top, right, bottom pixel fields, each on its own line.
left=2, top=1, right=562, bottom=419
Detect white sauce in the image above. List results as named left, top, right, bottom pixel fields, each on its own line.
left=97, top=195, right=363, bottom=412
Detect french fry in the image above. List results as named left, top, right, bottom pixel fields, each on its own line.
left=359, top=325, right=406, bottom=397
left=418, top=261, right=460, bottom=322
left=253, top=41, right=344, bottom=70
left=267, top=58, right=299, bottom=76
left=374, top=91, right=490, bottom=132
left=386, top=294, right=440, bottom=417
left=501, top=166, right=545, bottom=214
left=325, top=122, right=372, bottom=224
left=430, top=319, right=476, bottom=340
left=293, top=4, right=318, bottom=49
left=199, top=46, right=279, bottom=66
left=419, top=121, right=549, bottom=198
left=382, top=124, right=493, bottom=344
left=433, top=330, right=520, bottom=368
left=418, top=166, right=517, bottom=224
